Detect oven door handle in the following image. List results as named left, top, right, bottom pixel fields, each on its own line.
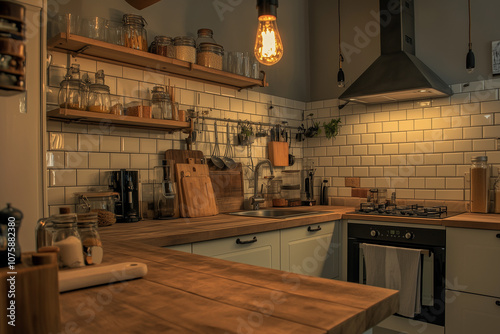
left=307, top=225, right=322, bottom=232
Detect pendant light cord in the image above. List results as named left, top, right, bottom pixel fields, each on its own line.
left=338, top=0, right=343, bottom=68
left=468, top=0, right=472, bottom=49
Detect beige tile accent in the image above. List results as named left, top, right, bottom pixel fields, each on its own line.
left=50, top=169, right=76, bottom=187
left=110, top=153, right=130, bottom=169
left=100, top=135, right=120, bottom=152
left=78, top=134, right=100, bottom=151
left=49, top=133, right=78, bottom=151
left=463, top=127, right=483, bottom=139
left=47, top=187, right=65, bottom=205
left=89, top=153, right=109, bottom=168
left=77, top=169, right=100, bottom=186
left=65, top=152, right=88, bottom=168
left=130, top=154, right=149, bottom=169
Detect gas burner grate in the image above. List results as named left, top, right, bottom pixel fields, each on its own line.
left=355, top=203, right=449, bottom=218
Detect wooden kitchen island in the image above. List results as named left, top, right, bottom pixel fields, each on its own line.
left=59, top=207, right=399, bottom=334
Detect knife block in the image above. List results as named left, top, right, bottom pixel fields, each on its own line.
left=0, top=252, right=60, bottom=334
left=268, top=142, right=289, bottom=167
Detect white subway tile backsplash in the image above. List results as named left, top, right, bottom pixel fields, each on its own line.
left=432, top=117, right=451, bottom=129
left=117, top=78, right=139, bottom=98
left=362, top=156, right=375, bottom=166
left=347, top=135, right=361, bottom=145
left=460, top=103, right=480, bottom=115
left=77, top=169, right=100, bottom=186
left=375, top=133, right=391, bottom=144
left=46, top=151, right=65, bottom=168
left=423, top=107, right=440, bottom=118
left=414, top=189, right=435, bottom=199
left=333, top=156, right=346, bottom=166
left=443, top=153, right=464, bottom=164
left=470, top=89, right=498, bottom=102
left=140, top=138, right=156, bottom=153
left=110, top=153, right=130, bottom=169
left=376, top=155, right=391, bottom=166
left=409, top=177, right=425, bottom=188
left=414, top=119, right=432, bottom=130
left=454, top=139, right=472, bottom=152
left=49, top=133, right=78, bottom=151
left=483, top=125, right=500, bottom=138
left=374, top=111, right=390, bottom=122
left=368, top=144, right=383, bottom=155
left=339, top=146, right=352, bottom=156
left=353, top=167, right=369, bottom=177
left=436, top=190, right=463, bottom=200
left=443, top=128, right=463, bottom=140
left=406, top=108, right=423, bottom=119
left=446, top=177, right=464, bottom=189
left=338, top=167, right=353, bottom=177
left=383, top=144, right=399, bottom=155
left=47, top=187, right=65, bottom=205
left=473, top=139, right=496, bottom=151
left=97, top=61, right=122, bottom=77
left=463, top=126, right=483, bottom=139
left=451, top=115, right=471, bottom=128
left=78, top=134, right=100, bottom=152
left=360, top=113, right=374, bottom=123
left=353, top=145, right=367, bottom=156
left=399, top=143, right=415, bottom=154
left=426, top=177, right=445, bottom=189
left=424, top=154, right=443, bottom=165
left=50, top=169, right=76, bottom=187
left=100, top=135, right=121, bottom=152
left=65, top=152, right=88, bottom=168
left=471, top=114, right=494, bottom=126
left=130, top=154, right=149, bottom=169
left=346, top=156, right=360, bottom=166
left=88, top=153, right=109, bottom=168
left=433, top=141, right=454, bottom=152
left=416, top=166, right=436, bottom=176
left=451, top=92, right=470, bottom=105
left=437, top=165, right=456, bottom=177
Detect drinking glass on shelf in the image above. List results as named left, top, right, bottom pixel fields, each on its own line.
left=243, top=52, right=251, bottom=77
left=81, top=17, right=107, bottom=41
left=251, top=57, right=260, bottom=79
left=51, top=13, right=80, bottom=36
left=105, top=20, right=123, bottom=45
left=230, top=51, right=244, bottom=75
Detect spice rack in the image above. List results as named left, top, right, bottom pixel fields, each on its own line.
left=47, top=33, right=267, bottom=91
left=47, top=108, right=193, bottom=132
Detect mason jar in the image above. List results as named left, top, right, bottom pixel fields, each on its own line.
left=151, top=36, right=174, bottom=58
left=58, top=64, right=86, bottom=110
left=174, top=36, right=196, bottom=63
left=51, top=214, right=85, bottom=268
left=197, top=43, right=224, bottom=70
left=77, top=213, right=103, bottom=265
left=151, top=85, right=172, bottom=119
left=122, top=14, right=147, bottom=51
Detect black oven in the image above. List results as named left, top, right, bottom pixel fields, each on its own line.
left=347, top=221, right=446, bottom=327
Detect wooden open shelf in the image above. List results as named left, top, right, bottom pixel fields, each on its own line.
left=47, top=108, right=192, bottom=132
left=47, top=33, right=267, bottom=91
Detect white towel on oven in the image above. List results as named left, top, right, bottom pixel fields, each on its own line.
left=361, top=243, right=422, bottom=318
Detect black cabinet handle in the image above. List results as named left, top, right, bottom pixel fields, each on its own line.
left=496, top=301, right=500, bottom=307
left=496, top=234, right=500, bottom=238
left=236, top=237, right=257, bottom=245
left=307, top=225, right=321, bottom=232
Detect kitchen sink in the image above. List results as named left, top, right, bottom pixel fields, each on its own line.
left=227, top=209, right=323, bottom=219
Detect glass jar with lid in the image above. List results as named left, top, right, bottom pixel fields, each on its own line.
left=196, top=28, right=216, bottom=47
left=87, top=70, right=111, bottom=113
left=470, top=156, right=489, bottom=213
left=51, top=213, right=85, bottom=268
left=197, top=43, right=224, bottom=70
left=151, top=85, right=172, bottom=119
left=58, top=63, right=86, bottom=110
left=75, top=191, right=118, bottom=227
left=77, top=213, right=103, bottom=265
left=174, top=36, right=196, bottom=63
left=150, top=36, right=175, bottom=58
left=122, top=14, right=147, bottom=51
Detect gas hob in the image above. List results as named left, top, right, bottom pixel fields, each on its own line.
left=353, top=203, right=464, bottom=219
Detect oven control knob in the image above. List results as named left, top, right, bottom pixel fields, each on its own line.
left=405, top=232, right=414, bottom=240
left=370, top=230, right=379, bottom=237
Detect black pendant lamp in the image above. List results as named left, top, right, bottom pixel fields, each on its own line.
left=254, top=0, right=284, bottom=66
left=466, top=0, right=475, bottom=73
left=337, top=0, right=345, bottom=87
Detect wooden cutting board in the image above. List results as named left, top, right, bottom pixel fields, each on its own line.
left=175, top=163, right=212, bottom=217
left=166, top=149, right=204, bottom=165
left=209, top=163, right=244, bottom=213
left=182, top=176, right=219, bottom=218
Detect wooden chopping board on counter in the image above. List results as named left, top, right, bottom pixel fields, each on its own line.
left=175, top=163, right=218, bottom=218
left=209, top=163, right=244, bottom=213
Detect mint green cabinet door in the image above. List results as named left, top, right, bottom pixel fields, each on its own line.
left=192, top=230, right=280, bottom=269
left=280, top=221, right=340, bottom=279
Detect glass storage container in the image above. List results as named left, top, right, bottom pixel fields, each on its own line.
left=75, top=191, right=118, bottom=227
left=470, top=156, right=489, bottom=213
left=77, top=213, right=103, bottom=265
left=197, top=43, right=224, bottom=70
left=151, top=85, right=172, bottom=119
left=494, top=168, right=500, bottom=214
left=87, top=70, right=111, bottom=113
left=122, top=14, right=147, bottom=51
left=174, top=36, right=196, bottom=63
left=196, top=28, right=216, bottom=47
left=51, top=213, right=85, bottom=268
left=58, top=63, right=86, bottom=110
left=153, top=163, right=176, bottom=219
left=150, top=36, right=174, bottom=58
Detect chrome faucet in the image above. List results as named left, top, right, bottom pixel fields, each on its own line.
left=250, top=159, right=274, bottom=210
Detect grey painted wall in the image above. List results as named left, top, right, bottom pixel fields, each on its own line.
left=309, top=0, right=500, bottom=101
left=48, top=0, right=310, bottom=101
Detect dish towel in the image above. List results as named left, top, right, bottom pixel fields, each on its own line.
left=361, top=243, right=422, bottom=318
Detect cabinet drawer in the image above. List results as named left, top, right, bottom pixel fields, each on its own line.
left=445, top=290, right=500, bottom=334
left=280, top=221, right=340, bottom=278
left=446, top=227, right=500, bottom=298
left=192, top=230, right=280, bottom=269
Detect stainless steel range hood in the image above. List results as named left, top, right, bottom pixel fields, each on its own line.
left=339, top=0, right=452, bottom=104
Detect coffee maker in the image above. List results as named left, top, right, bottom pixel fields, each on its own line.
left=109, top=169, right=140, bottom=223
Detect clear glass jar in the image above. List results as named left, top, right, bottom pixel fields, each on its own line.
left=122, top=14, right=147, bottom=51
left=58, top=64, right=86, bottom=110
left=87, top=70, right=111, bottom=113
left=196, top=28, right=216, bottom=48
left=77, top=213, right=103, bottom=265
left=153, top=163, right=176, bottom=219
left=197, top=43, right=224, bottom=70
left=174, top=36, right=196, bottom=63
left=470, top=156, right=489, bottom=213
left=51, top=214, right=85, bottom=268
left=76, top=191, right=118, bottom=227
left=151, top=36, right=174, bottom=58
left=494, top=168, right=500, bottom=214
left=151, top=85, right=172, bottom=119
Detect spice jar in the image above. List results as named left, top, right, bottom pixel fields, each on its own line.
left=470, top=156, right=489, bottom=213
left=151, top=85, right=172, bottom=119
left=58, top=63, right=86, bottom=110
left=197, top=43, right=223, bottom=70
left=122, top=14, right=147, bottom=51
left=77, top=213, right=103, bottom=265
left=150, top=36, right=174, bottom=58
left=51, top=214, right=85, bottom=269
left=174, top=36, right=196, bottom=63
left=196, top=28, right=216, bottom=47
left=87, top=70, right=111, bottom=113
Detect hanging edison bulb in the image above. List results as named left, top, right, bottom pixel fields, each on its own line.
left=254, top=0, right=283, bottom=66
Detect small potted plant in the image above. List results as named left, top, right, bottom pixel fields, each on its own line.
left=238, top=121, right=255, bottom=145
left=323, top=118, right=342, bottom=140
left=304, top=114, right=321, bottom=138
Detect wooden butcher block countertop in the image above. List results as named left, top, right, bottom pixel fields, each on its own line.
left=60, top=236, right=399, bottom=334
left=443, top=212, right=500, bottom=230
left=98, top=206, right=353, bottom=247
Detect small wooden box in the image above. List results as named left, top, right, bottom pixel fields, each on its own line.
left=268, top=142, right=289, bottom=167
left=0, top=253, right=60, bottom=334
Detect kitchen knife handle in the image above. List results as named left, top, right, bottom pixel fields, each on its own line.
left=307, top=226, right=321, bottom=232
left=236, top=236, right=257, bottom=245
